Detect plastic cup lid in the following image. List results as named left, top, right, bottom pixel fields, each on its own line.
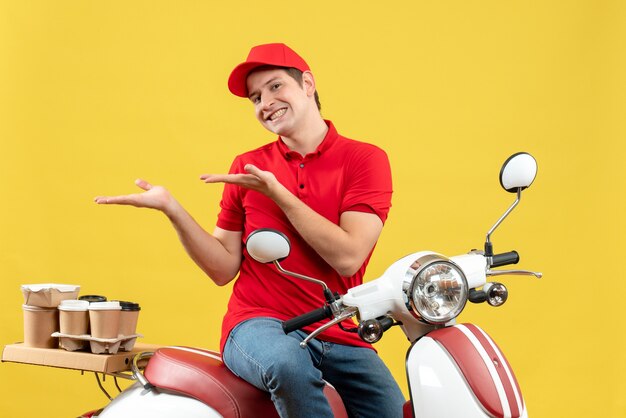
left=78, top=295, right=107, bottom=303
left=114, top=300, right=141, bottom=311
left=88, top=301, right=122, bottom=311
left=58, top=299, right=90, bottom=311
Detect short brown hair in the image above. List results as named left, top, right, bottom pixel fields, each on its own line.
left=284, top=68, right=321, bottom=111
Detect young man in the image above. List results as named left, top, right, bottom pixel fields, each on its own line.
left=95, top=43, right=405, bottom=418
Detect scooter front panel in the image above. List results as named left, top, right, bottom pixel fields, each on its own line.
left=406, top=336, right=491, bottom=418
left=411, top=324, right=525, bottom=418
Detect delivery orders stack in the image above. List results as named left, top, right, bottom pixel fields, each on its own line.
left=21, top=284, right=141, bottom=354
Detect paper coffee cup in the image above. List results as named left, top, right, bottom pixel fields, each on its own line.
left=22, top=304, right=59, bottom=348
left=88, top=301, right=121, bottom=339
left=116, top=301, right=141, bottom=336
left=59, top=299, right=90, bottom=336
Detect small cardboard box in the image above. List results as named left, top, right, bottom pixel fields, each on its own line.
left=22, top=284, right=80, bottom=308
left=2, top=342, right=160, bottom=374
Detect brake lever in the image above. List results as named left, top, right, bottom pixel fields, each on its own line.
left=299, top=306, right=358, bottom=348
left=487, top=269, right=542, bottom=278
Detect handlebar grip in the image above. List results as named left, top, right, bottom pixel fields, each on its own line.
left=491, top=251, right=520, bottom=267
left=282, top=306, right=333, bottom=334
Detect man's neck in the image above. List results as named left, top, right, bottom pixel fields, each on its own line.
left=280, top=116, right=329, bottom=157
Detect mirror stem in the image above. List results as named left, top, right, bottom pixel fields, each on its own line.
left=484, top=188, right=522, bottom=257
left=272, top=261, right=335, bottom=303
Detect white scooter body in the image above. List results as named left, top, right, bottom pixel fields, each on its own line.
left=342, top=252, right=527, bottom=418
left=97, top=382, right=220, bottom=418
left=407, top=326, right=527, bottom=418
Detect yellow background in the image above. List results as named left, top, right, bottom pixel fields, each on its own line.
left=1, top=1, right=625, bottom=417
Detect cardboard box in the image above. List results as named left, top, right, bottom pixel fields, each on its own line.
left=2, top=342, right=161, bottom=374
left=22, top=284, right=80, bottom=308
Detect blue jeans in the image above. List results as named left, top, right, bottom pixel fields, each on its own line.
left=222, top=317, right=405, bottom=418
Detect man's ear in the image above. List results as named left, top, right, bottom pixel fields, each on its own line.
left=302, top=71, right=316, bottom=97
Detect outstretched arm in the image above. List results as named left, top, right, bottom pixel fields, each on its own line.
left=201, top=165, right=382, bottom=277
left=94, top=179, right=242, bottom=285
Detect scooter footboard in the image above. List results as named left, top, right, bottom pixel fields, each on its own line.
left=406, top=324, right=526, bottom=418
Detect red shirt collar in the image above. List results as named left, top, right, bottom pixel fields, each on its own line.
left=276, top=120, right=338, bottom=161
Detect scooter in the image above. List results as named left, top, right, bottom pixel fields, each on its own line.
left=84, top=152, right=541, bottom=418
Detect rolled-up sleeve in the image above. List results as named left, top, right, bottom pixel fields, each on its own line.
left=340, top=145, right=393, bottom=223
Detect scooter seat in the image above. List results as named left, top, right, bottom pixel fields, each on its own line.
left=143, top=346, right=348, bottom=418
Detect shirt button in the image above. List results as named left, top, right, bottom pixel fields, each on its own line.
left=299, top=184, right=305, bottom=189
left=299, top=163, right=305, bottom=168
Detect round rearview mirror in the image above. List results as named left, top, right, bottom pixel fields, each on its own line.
left=245, top=229, right=291, bottom=263
left=499, top=152, right=538, bottom=193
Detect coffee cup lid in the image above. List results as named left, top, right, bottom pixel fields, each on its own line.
left=88, top=301, right=122, bottom=311
left=114, top=300, right=141, bottom=311
left=79, top=295, right=107, bottom=303
left=58, top=299, right=90, bottom=311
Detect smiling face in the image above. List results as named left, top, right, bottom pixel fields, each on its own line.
left=246, top=67, right=317, bottom=138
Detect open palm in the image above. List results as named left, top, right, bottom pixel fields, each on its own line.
left=94, top=179, right=174, bottom=213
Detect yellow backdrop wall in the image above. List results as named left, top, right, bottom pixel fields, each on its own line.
left=1, top=1, right=625, bottom=417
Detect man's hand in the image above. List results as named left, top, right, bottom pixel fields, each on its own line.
left=200, top=164, right=382, bottom=277
left=94, top=178, right=242, bottom=284
left=94, top=179, right=176, bottom=215
left=200, top=164, right=282, bottom=199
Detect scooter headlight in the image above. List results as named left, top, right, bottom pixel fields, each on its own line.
left=406, top=254, right=468, bottom=324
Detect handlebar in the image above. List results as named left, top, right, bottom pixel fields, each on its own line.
left=282, top=305, right=333, bottom=334
left=491, top=251, right=519, bottom=267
